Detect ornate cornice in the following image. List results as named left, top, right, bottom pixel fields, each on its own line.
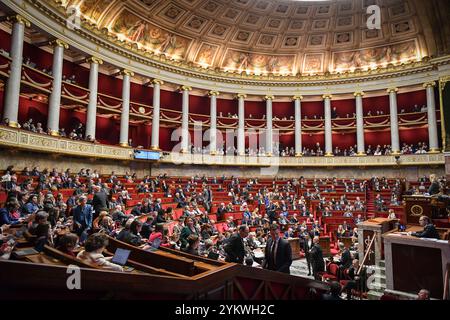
left=15, top=0, right=450, bottom=89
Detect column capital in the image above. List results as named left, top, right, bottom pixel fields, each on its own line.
left=387, top=88, right=398, bottom=94
left=292, top=95, right=303, bottom=101
left=7, top=14, right=31, bottom=27
left=121, top=69, right=134, bottom=77
left=235, top=93, right=247, bottom=99
left=423, top=81, right=436, bottom=89
left=180, top=85, right=192, bottom=92
left=151, top=79, right=164, bottom=86
left=49, top=39, right=69, bottom=49
left=263, top=95, right=274, bottom=101
left=85, top=56, right=103, bottom=65
left=208, top=90, right=220, bottom=97
left=354, top=91, right=365, bottom=97
left=322, top=94, right=333, bottom=100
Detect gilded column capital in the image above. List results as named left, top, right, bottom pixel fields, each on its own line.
left=292, top=95, right=303, bottom=101
left=354, top=91, right=365, bottom=97
left=7, top=15, right=31, bottom=27
left=180, top=85, right=192, bottom=91
left=152, top=79, right=164, bottom=86
left=322, top=94, right=333, bottom=100
left=263, top=95, right=274, bottom=101
left=423, top=81, right=436, bottom=89
left=235, top=93, right=247, bottom=99
left=85, top=56, right=103, bottom=65
left=387, top=88, right=399, bottom=94
left=121, top=69, right=134, bottom=77
left=49, top=39, right=69, bottom=49
left=208, top=90, right=220, bottom=97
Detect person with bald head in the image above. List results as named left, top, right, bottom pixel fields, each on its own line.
left=92, top=184, right=108, bottom=220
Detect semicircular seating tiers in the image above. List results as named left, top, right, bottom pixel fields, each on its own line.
left=0, top=0, right=448, bottom=168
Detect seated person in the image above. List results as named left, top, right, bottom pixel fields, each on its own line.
left=56, top=233, right=79, bottom=257
left=28, top=211, right=51, bottom=251
left=116, top=220, right=145, bottom=246
left=77, top=233, right=123, bottom=271
left=408, top=216, right=440, bottom=239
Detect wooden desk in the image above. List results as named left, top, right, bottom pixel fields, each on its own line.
left=288, top=238, right=301, bottom=260
left=357, top=218, right=397, bottom=266
left=383, top=231, right=450, bottom=299
left=319, top=236, right=331, bottom=257
left=403, top=195, right=448, bottom=225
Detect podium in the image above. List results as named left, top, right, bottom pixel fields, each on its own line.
left=357, top=218, right=397, bottom=266
left=404, top=195, right=449, bottom=225
left=383, top=229, right=450, bottom=299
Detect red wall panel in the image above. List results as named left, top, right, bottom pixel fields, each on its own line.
left=96, top=116, right=119, bottom=145
left=399, top=126, right=428, bottom=146
left=161, top=89, right=181, bottom=111
left=302, top=101, right=324, bottom=118
left=397, top=90, right=426, bottom=113
left=62, top=61, right=90, bottom=88
left=18, top=97, right=48, bottom=127
left=245, top=100, right=266, bottom=118
left=98, top=73, right=122, bottom=98
left=332, top=132, right=356, bottom=149
left=364, top=130, right=391, bottom=148
left=302, top=132, right=325, bottom=150
left=217, top=98, right=237, bottom=116
left=189, top=94, right=209, bottom=115
left=273, top=101, right=294, bottom=118
left=331, top=99, right=355, bottom=118
left=0, top=29, right=11, bottom=52
left=363, top=95, right=390, bottom=115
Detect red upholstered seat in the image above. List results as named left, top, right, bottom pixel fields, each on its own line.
left=321, top=263, right=340, bottom=281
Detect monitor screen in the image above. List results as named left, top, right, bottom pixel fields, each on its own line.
left=134, top=150, right=161, bottom=160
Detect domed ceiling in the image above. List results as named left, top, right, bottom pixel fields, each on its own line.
left=60, top=0, right=441, bottom=76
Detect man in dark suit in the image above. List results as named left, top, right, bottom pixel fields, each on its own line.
left=216, top=203, right=227, bottom=221
left=409, top=215, right=440, bottom=239
left=72, top=195, right=93, bottom=243
left=337, top=242, right=352, bottom=269
left=300, top=231, right=313, bottom=275
left=427, top=174, right=440, bottom=195
left=224, top=225, right=249, bottom=263
left=263, top=224, right=292, bottom=274
left=92, top=185, right=108, bottom=220
left=309, top=236, right=325, bottom=280
left=202, top=186, right=213, bottom=213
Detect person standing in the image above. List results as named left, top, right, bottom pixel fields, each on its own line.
left=310, top=236, right=325, bottom=280
left=262, top=224, right=292, bottom=274
left=224, top=225, right=249, bottom=263
left=72, top=195, right=93, bottom=243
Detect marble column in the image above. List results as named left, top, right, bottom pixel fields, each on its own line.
left=355, top=92, right=366, bottom=156
left=323, top=94, right=333, bottom=156
left=85, top=57, right=103, bottom=140
left=180, top=86, right=192, bottom=153
left=264, top=95, right=274, bottom=156
left=119, top=69, right=134, bottom=147
left=236, top=93, right=246, bottom=156
left=424, top=82, right=440, bottom=153
left=293, top=95, right=303, bottom=156
left=151, top=79, right=164, bottom=150
left=3, top=15, right=30, bottom=127
left=387, top=88, right=400, bottom=154
left=208, top=91, right=219, bottom=155
left=47, top=40, right=69, bottom=136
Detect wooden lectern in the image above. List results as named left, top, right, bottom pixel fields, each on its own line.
left=404, top=195, right=449, bottom=225
left=357, top=218, right=397, bottom=266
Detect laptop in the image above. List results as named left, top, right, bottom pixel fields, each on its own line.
left=148, top=237, right=161, bottom=251
left=111, top=248, right=134, bottom=272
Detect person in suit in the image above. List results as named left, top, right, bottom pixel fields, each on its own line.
left=262, top=224, right=292, bottom=274
left=216, top=203, right=227, bottom=221
left=72, top=195, right=93, bottom=243
left=310, top=236, right=325, bottom=280
left=179, top=217, right=199, bottom=249
left=409, top=215, right=440, bottom=239
left=202, top=186, right=213, bottom=213
left=322, top=281, right=343, bottom=300
left=92, top=185, right=108, bottom=220
left=427, top=174, right=440, bottom=195
left=337, top=242, right=352, bottom=269
left=224, top=225, right=249, bottom=263
left=300, top=232, right=313, bottom=275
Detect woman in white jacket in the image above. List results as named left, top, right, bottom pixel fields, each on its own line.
left=77, top=233, right=123, bottom=272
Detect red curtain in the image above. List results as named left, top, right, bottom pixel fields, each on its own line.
left=98, top=73, right=123, bottom=98
left=160, top=89, right=181, bottom=111
left=363, top=95, right=390, bottom=115
left=397, top=91, right=426, bottom=113
left=130, top=82, right=152, bottom=105
left=332, top=132, right=356, bottom=149
left=217, top=98, right=237, bottom=116
left=189, top=94, right=209, bottom=115
left=399, top=126, right=428, bottom=146
left=302, top=101, right=324, bottom=118
left=364, top=130, right=391, bottom=148
left=332, top=98, right=355, bottom=118
left=18, top=97, right=48, bottom=126
left=272, top=101, right=293, bottom=118
left=302, top=132, right=325, bottom=149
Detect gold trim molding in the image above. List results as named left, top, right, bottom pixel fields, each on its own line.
left=85, top=56, right=103, bottom=65
left=7, top=14, right=31, bottom=27
left=49, top=39, right=69, bottom=49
